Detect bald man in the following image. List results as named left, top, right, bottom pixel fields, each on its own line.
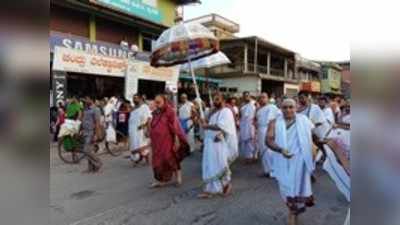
left=267, top=99, right=315, bottom=225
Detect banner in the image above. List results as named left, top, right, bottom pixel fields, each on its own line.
left=92, top=0, right=163, bottom=24
left=125, top=61, right=180, bottom=100
left=52, top=46, right=128, bottom=77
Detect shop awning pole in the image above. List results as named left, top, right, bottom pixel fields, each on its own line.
left=188, top=57, right=205, bottom=119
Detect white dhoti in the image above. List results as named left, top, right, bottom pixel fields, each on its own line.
left=203, top=107, right=238, bottom=194
left=129, top=104, right=152, bottom=160
left=239, top=102, right=256, bottom=159
left=274, top=114, right=315, bottom=215
left=256, top=104, right=280, bottom=175
left=179, top=102, right=196, bottom=152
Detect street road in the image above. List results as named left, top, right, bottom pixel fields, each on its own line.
left=51, top=142, right=348, bottom=225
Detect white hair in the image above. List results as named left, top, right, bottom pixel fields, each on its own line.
left=282, top=98, right=296, bottom=107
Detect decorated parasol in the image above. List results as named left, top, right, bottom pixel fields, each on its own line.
left=180, top=51, right=231, bottom=105
left=151, top=22, right=219, bottom=118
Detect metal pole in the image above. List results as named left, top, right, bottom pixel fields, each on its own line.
left=188, top=57, right=205, bottom=119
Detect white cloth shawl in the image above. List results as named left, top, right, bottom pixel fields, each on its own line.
left=274, top=114, right=315, bottom=187
left=202, top=107, right=238, bottom=182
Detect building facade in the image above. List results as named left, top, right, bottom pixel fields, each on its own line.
left=50, top=0, right=199, bottom=105
left=337, top=61, right=351, bottom=99
left=297, top=55, right=322, bottom=97
left=319, top=62, right=343, bottom=95
left=209, top=36, right=298, bottom=97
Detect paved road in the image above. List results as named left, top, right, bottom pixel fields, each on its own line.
left=51, top=143, right=348, bottom=225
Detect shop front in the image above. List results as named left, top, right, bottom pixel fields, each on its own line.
left=300, top=81, right=321, bottom=97
left=52, top=46, right=127, bottom=104
left=178, top=74, right=221, bottom=100
left=50, top=33, right=180, bottom=105
left=284, top=83, right=300, bottom=98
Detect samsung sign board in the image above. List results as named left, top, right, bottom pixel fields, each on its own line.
left=92, top=0, right=163, bottom=24
left=49, top=34, right=150, bottom=61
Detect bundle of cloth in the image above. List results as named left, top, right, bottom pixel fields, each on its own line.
left=58, top=119, right=82, bottom=138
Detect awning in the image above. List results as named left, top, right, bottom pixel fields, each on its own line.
left=179, top=74, right=222, bottom=84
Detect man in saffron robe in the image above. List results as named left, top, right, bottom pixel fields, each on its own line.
left=267, top=98, right=315, bottom=225
left=149, top=94, right=190, bottom=188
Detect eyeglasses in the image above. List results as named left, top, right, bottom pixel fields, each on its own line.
left=282, top=106, right=294, bottom=109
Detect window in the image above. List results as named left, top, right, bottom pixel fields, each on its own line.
left=219, top=87, right=227, bottom=92
left=229, top=87, right=238, bottom=92
left=142, top=33, right=158, bottom=52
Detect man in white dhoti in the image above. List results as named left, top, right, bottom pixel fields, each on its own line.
left=178, top=94, right=196, bottom=152
left=239, top=91, right=257, bottom=162
left=129, top=94, right=152, bottom=165
left=255, top=93, right=280, bottom=178
left=298, top=91, right=330, bottom=171
left=266, top=99, right=315, bottom=225
left=198, top=94, right=238, bottom=198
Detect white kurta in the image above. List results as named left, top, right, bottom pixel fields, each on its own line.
left=179, top=101, right=195, bottom=151
left=256, top=104, right=280, bottom=175
left=128, top=104, right=152, bottom=152
left=323, top=107, right=335, bottom=125
left=239, top=102, right=256, bottom=158
left=203, top=107, right=238, bottom=194
left=274, top=114, right=315, bottom=212
left=299, top=104, right=329, bottom=140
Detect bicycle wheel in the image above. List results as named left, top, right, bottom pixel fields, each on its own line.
left=105, top=130, right=127, bottom=156
left=58, top=136, right=86, bottom=164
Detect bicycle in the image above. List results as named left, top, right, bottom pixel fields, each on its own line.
left=58, top=129, right=128, bottom=164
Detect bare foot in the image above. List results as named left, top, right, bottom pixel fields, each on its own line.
left=223, top=183, right=233, bottom=197
left=197, top=192, right=213, bottom=199
left=288, top=213, right=297, bottom=225
left=149, top=182, right=165, bottom=189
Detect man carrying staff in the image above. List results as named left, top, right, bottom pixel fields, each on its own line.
left=255, top=92, right=280, bottom=178
left=198, top=94, right=238, bottom=198
left=239, top=91, right=257, bottom=162
left=149, top=94, right=190, bottom=188
left=129, top=94, right=152, bottom=166
left=266, top=99, right=315, bottom=225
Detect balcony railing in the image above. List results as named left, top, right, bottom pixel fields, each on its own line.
left=210, top=63, right=286, bottom=77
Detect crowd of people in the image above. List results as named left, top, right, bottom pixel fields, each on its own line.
left=50, top=90, right=351, bottom=225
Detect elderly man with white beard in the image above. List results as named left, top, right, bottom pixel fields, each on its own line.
left=266, top=98, right=315, bottom=225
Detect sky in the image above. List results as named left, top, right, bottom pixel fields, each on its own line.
left=183, top=0, right=350, bottom=61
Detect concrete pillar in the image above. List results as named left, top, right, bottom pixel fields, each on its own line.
left=138, top=33, right=144, bottom=51
left=284, top=58, right=288, bottom=78
left=89, top=14, right=96, bottom=42
left=254, top=38, right=258, bottom=72
left=267, top=52, right=271, bottom=75
left=244, top=43, right=248, bottom=72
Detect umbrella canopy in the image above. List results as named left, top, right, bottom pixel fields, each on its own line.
left=180, top=51, right=231, bottom=72
left=151, top=23, right=219, bottom=67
